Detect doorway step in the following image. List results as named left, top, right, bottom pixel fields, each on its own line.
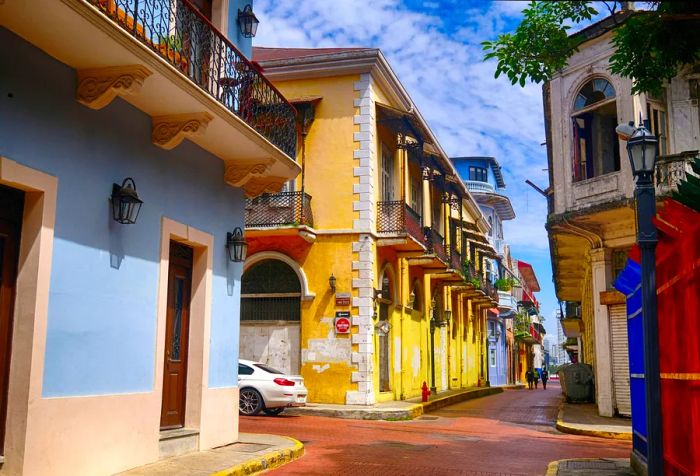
left=159, top=428, right=199, bottom=459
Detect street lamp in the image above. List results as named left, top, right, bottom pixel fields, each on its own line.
left=625, top=122, right=663, bottom=475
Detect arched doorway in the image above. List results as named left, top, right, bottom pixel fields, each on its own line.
left=240, top=259, right=301, bottom=374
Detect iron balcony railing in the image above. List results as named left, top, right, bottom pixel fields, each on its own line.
left=483, top=279, right=499, bottom=302
left=424, top=227, right=447, bottom=263
left=448, top=246, right=461, bottom=271
left=245, top=191, right=313, bottom=228
left=377, top=201, right=425, bottom=245
left=91, top=0, right=297, bottom=158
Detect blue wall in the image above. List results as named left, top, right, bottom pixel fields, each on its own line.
left=450, top=157, right=501, bottom=191
left=0, top=28, right=243, bottom=396
left=228, top=0, right=254, bottom=58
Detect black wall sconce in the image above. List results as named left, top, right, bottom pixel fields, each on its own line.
left=226, top=227, right=248, bottom=262
left=237, top=4, right=260, bottom=38
left=374, top=276, right=390, bottom=300
left=111, top=177, right=143, bottom=225
left=329, top=273, right=337, bottom=293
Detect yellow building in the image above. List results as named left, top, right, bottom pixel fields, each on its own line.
left=240, top=47, right=499, bottom=404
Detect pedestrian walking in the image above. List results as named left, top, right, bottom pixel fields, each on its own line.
left=533, top=370, right=539, bottom=389
left=525, top=369, right=534, bottom=389
left=541, top=369, right=549, bottom=390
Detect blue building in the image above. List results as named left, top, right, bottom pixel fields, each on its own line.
left=0, top=1, right=299, bottom=474
left=450, top=157, right=516, bottom=387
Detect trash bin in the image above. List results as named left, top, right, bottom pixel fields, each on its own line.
left=557, top=363, right=594, bottom=403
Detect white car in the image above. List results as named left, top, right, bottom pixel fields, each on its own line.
left=238, top=360, right=307, bottom=416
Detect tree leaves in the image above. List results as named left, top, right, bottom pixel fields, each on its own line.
left=481, top=1, right=700, bottom=95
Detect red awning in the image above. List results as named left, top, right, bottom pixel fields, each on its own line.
left=488, top=308, right=500, bottom=315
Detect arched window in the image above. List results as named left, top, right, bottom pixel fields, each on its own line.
left=241, top=259, right=301, bottom=321
left=571, top=78, right=620, bottom=182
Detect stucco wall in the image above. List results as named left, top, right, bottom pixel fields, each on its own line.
left=0, top=28, right=242, bottom=396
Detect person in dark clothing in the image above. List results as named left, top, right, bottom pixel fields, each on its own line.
left=525, top=369, right=534, bottom=389
left=541, top=369, right=549, bottom=390
left=533, top=370, right=540, bottom=389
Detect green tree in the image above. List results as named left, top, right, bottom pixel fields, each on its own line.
left=482, top=1, right=700, bottom=95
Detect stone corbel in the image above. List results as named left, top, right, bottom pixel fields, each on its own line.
left=242, top=177, right=287, bottom=197
left=223, top=161, right=273, bottom=187
left=152, top=112, right=213, bottom=150
left=77, top=65, right=152, bottom=110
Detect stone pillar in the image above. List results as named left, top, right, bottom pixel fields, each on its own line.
left=590, top=247, right=614, bottom=417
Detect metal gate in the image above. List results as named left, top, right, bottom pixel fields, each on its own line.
left=240, top=259, right=301, bottom=374
left=610, top=303, right=631, bottom=416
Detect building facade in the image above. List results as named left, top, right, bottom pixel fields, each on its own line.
left=450, top=157, right=516, bottom=387
left=543, top=9, right=699, bottom=417
left=239, top=47, right=500, bottom=404
left=0, top=1, right=298, bottom=474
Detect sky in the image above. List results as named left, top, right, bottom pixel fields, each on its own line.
left=253, top=0, right=570, bottom=338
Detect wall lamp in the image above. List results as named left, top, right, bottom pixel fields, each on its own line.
left=226, top=227, right=248, bottom=262
left=237, top=4, right=260, bottom=38
left=374, top=276, right=390, bottom=300
left=329, top=273, right=337, bottom=293
left=408, top=290, right=416, bottom=309
left=111, top=177, right=143, bottom=225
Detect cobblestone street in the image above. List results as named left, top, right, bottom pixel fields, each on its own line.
left=239, top=384, right=631, bottom=475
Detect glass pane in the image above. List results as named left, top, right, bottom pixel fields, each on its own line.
left=171, top=277, right=184, bottom=360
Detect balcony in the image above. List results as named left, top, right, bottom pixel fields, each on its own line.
left=245, top=192, right=313, bottom=228
left=91, top=0, right=296, bottom=158
left=655, top=151, right=698, bottom=197
left=2, top=0, right=300, bottom=196
left=464, top=180, right=515, bottom=220
left=498, top=290, right=518, bottom=310
left=424, top=227, right=447, bottom=263
left=377, top=201, right=426, bottom=249
left=448, top=246, right=461, bottom=271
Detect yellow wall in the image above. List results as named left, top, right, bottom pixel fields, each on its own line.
left=272, top=75, right=359, bottom=231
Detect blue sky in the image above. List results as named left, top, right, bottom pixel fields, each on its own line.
left=254, top=0, right=562, bottom=337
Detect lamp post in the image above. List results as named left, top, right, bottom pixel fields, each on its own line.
left=626, top=123, right=663, bottom=475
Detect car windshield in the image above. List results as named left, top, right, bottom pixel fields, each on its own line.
left=254, top=363, right=284, bottom=375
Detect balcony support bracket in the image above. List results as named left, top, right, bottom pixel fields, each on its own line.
left=77, top=64, right=152, bottom=110
left=152, top=112, right=213, bottom=150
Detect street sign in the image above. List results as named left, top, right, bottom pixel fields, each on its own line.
left=335, top=312, right=351, bottom=334
left=335, top=292, right=351, bottom=306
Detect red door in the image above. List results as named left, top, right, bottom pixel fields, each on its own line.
left=0, top=185, right=24, bottom=454
left=160, top=242, right=193, bottom=429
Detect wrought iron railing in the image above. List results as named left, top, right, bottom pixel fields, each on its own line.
left=91, top=0, right=297, bottom=158
left=464, top=261, right=483, bottom=290
left=245, top=191, right=313, bottom=228
left=448, top=246, right=461, bottom=271
left=377, top=201, right=425, bottom=245
left=655, top=151, right=698, bottom=196
left=424, top=227, right=447, bottom=263
left=483, top=279, right=499, bottom=302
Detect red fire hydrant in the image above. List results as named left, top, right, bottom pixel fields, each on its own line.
left=421, top=381, right=430, bottom=402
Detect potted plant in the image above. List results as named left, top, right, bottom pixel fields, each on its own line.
left=494, top=277, right=512, bottom=291
left=156, top=34, right=188, bottom=71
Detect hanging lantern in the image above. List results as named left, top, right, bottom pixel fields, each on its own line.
left=329, top=273, right=337, bottom=293
left=237, top=4, right=260, bottom=38
left=111, top=177, right=143, bottom=225
left=226, top=227, right=248, bottom=262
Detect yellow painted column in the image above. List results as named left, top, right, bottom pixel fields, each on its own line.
left=422, top=168, right=431, bottom=228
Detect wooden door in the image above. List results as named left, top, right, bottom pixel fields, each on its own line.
left=0, top=185, right=23, bottom=454
left=160, top=242, right=193, bottom=430
left=189, top=0, right=213, bottom=19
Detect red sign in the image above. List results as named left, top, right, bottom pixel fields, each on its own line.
left=335, top=293, right=351, bottom=306
left=335, top=317, right=351, bottom=334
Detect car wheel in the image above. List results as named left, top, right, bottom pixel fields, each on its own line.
left=239, top=388, right=263, bottom=416
left=263, top=407, right=284, bottom=416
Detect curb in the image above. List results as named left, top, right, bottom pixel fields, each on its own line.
left=555, top=407, right=633, bottom=441
left=210, top=436, right=304, bottom=476
left=545, top=459, right=562, bottom=476
left=420, top=387, right=503, bottom=415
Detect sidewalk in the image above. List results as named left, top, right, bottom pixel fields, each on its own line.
left=284, top=385, right=505, bottom=420
left=118, top=433, right=303, bottom=476
left=546, top=458, right=633, bottom=476
left=556, top=402, right=632, bottom=440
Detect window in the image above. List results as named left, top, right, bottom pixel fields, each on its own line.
left=381, top=143, right=394, bottom=201
left=490, top=348, right=496, bottom=367
left=254, top=363, right=284, bottom=374
left=647, top=101, right=668, bottom=156
left=241, top=259, right=301, bottom=321
left=411, top=179, right=422, bottom=214
left=469, top=166, right=487, bottom=182
left=239, top=363, right=254, bottom=375
left=571, top=78, right=620, bottom=182
left=488, top=216, right=493, bottom=236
